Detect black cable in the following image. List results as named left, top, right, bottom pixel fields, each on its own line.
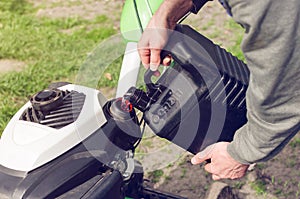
left=133, top=114, right=146, bottom=150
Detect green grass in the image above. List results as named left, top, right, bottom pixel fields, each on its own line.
left=225, top=19, right=245, bottom=61
left=0, top=1, right=116, bottom=135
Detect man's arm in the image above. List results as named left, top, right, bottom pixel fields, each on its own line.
left=225, top=0, right=300, bottom=164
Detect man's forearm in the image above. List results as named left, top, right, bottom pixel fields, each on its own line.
left=153, top=0, right=194, bottom=28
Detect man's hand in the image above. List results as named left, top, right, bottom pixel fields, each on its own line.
left=137, top=0, right=193, bottom=75
left=191, top=142, right=249, bottom=180
left=137, top=17, right=174, bottom=75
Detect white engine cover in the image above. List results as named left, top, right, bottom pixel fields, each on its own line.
left=0, top=84, right=108, bottom=172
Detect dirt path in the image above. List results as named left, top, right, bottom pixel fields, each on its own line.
left=31, top=0, right=123, bottom=19
left=0, top=60, right=26, bottom=74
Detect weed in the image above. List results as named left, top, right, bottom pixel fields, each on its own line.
left=233, top=181, right=245, bottom=189
left=180, top=168, right=187, bottom=179
left=283, top=180, right=289, bottom=188
left=149, top=170, right=164, bottom=183
left=204, top=184, right=209, bottom=191
left=274, top=188, right=282, bottom=196
left=167, top=163, right=174, bottom=168
left=290, top=138, right=300, bottom=148
left=271, top=176, right=275, bottom=184
left=251, top=179, right=267, bottom=195
left=255, top=163, right=266, bottom=170
left=165, top=176, right=172, bottom=181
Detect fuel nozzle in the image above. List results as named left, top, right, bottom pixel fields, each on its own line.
left=122, top=69, right=166, bottom=112
left=122, top=87, right=150, bottom=112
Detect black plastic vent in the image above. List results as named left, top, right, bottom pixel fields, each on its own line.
left=20, top=90, right=86, bottom=129
left=207, top=73, right=247, bottom=109
left=205, top=46, right=249, bottom=110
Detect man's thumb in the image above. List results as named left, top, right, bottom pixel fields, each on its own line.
left=191, top=144, right=215, bottom=165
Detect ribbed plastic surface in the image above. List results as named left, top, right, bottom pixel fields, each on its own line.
left=207, top=46, right=249, bottom=109
left=20, top=90, right=86, bottom=129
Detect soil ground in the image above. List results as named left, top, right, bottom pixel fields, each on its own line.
left=0, top=59, right=26, bottom=74
left=2, top=1, right=300, bottom=198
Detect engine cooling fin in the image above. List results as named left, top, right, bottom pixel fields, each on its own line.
left=20, top=89, right=86, bottom=129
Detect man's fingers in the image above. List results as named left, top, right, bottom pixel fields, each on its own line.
left=138, top=48, right=151, bottom=69
left=212, top=174, right=221, bottom=181
left=204, top=162, right=212, bottom=173
left=150, top=48, right=161, bottom=71
left=191, top=144, right=215, bottom=165
left=162, top=55, right=172, bottom=66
